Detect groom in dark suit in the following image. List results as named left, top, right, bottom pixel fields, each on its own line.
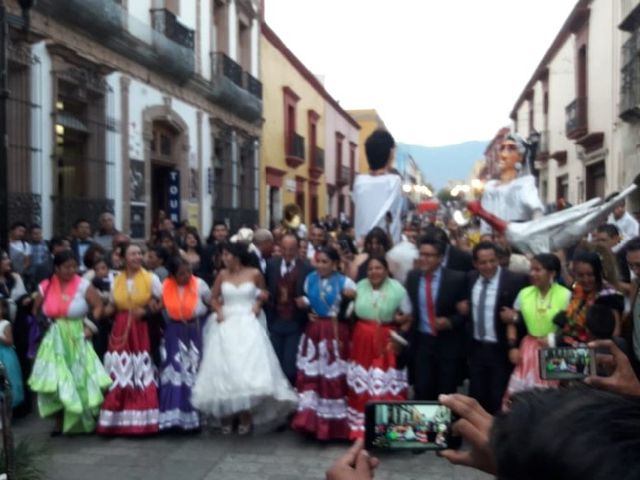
left=467, top=241, right=528, bottom=414
left=265, top=233, right=313, bottom=385
left=406, top=236, right=469, bottom=400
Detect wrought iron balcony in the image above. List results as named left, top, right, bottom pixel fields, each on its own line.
left=285, top=133, right=305, bottom=168
left=244, top=71, right=263, bottom=99
left=313, top=146, right=325, bottom=171
left=36, top=0, right=195, bottom=82
left=620, top=32, right=640, bottom=121
left=337, top=165, right=351, bottom=187
left=150, top=9, right=195, bottom=50
left=621, top=0, right=640, bottom=32
left=565, top=97, right=588, bottom=139
left=537, top=130, right=550, bottom=162
left=207, top=52, right=262, bottom=122
left=213, top=52, right=243, bottom=87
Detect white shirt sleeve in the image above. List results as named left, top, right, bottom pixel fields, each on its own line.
left=151, top=273, right=162, bottom=298
left=513, top=291, right=522, bottom=311
left=10, top=273, right=27, bottom=301
left=399, top=292, right=412, bottom=315
left=343, top=277, right=357, bottom=291
left=197, top=278, right=212, bottom=305
left=0, top=320, right=10, bottom=342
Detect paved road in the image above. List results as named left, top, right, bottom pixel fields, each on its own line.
left=14, top=415, right=491, bottom=480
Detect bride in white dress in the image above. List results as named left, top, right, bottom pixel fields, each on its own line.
left=191, top=241, right=297, bottom=434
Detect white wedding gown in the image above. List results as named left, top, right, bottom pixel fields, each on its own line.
left=191, top=281, right=298, bottom=428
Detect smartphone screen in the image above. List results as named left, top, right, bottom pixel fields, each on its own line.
left=539, top=346, right=596, bottom=381
left=364, top=401, right=461, bottom=451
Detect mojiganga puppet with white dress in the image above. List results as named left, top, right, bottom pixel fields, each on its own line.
left=480, top=133, right=544, bottom=235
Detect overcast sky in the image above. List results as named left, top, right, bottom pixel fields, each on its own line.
left=265, top=0, right=578, bottom=146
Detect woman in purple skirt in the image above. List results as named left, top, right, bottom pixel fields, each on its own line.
left=159, top=256, right=211, bottom=431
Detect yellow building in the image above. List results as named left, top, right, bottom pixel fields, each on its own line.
left=260, top=24, right=328, bottom=228
left=347, top=109, right=387, bottom=175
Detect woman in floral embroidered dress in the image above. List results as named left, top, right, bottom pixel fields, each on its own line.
left=97, top=243, right=162, bottom=435
left=292, top=246, right=356, bottom=440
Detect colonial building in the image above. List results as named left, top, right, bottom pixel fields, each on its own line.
left=5, top=0, right=263, bottom=238
left=506, top=0, right=640, bottom=213
left=260, top=23, right=359, bottom=228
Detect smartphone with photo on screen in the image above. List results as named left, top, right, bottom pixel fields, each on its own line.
left=539, top=346, right=596, bottom=381
left=364, top=401, right=461, bottom=452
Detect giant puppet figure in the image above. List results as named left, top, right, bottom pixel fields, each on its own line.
left=479, top=133, right=544, bottom=235
left=468, top=133, right=638, bottom=255
left=353, top=129, right=403, bottom=245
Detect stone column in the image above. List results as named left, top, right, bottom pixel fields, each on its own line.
left=120, top=75, right=131, bottom=233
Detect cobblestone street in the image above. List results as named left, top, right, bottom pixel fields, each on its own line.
left=15, top=414, right=491, bottom=480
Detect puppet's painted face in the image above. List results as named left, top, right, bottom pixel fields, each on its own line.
left=498, top=140, right=523, bottom=174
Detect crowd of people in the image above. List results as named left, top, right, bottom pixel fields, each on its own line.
left=1, top=128, right=640, bottom=479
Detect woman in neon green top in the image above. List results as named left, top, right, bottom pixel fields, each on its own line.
left=501, top=253, right=571, bottom=402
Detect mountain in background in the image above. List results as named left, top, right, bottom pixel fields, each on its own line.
left=395, top=141, right=487, bottom=190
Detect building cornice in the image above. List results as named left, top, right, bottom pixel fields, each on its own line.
left=261, top=22, right=360, bottom=131
left=509, top=0, right=591, bottom=119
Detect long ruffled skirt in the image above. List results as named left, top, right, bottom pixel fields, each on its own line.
left=28, top=319, right=112, bottom=433
left=97, top=311, right=159, bottom=435
left=346, top=321, right=408, bottom=439
left=158, top=318, right=206, bottom=431
left=291, top=318, right=350, bottom=440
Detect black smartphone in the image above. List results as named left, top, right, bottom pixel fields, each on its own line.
left=539, top=346, right=596, bottom=380
left=364, top=401, right=461, bottom=451
left=339, top=239, right=352, bottom=254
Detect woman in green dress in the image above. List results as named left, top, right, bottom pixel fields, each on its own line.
left=346, top=256, right=412, bottom=439
left=28, top=251, right=112, bottom=434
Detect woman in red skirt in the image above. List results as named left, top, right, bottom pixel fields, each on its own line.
left=97, top=243, right=163, bottom=435
left=347, top=256, right=412, bottom=438
left=292, top=246, right=356, bottom=440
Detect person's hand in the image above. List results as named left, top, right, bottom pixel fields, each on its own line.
left=21, top=296, right=33, bottom=306
left=342, top=288, right=356, bottom=300
left=435, top=317, right=451, bottom=331
left=585, top=339, right=640, bottom=397
left=499, top=307, right=516, bottom=324
left=252, top=303, right=262, bottom=315
left=215, top=310, right=224, bottom=323
left=508, top=347, right=521, bottom=366
left=438, top=394, right=497, bottom=475
left=309, top=313, right=319, bottom=323
left=295, top=297, right=308, bottom=309
left=83, top=326, right=94, bottom=339
left=325, top=439, right=379, bottom=480
left=258, top=290, right=269, bottom=303
left=456, top=300, right=470, bottom=316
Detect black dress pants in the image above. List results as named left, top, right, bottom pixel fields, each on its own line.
left=413, top=333, right=459, bottom=400
left=468, top=340, right=513, bottom=414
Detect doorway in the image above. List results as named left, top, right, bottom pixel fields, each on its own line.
left=152, top=163, right=173, bottom=226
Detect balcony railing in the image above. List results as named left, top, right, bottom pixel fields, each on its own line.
left=36, top=0, right=195, bottom=82
left=289, top=133, right=305, bottom=160
left=337, top=165, right=351, bottom=186
left=538, top=130, right=550, bottom=155
left=565, top=97, right=588, bottom=139
left=212, top=52, right=243, bottom=87
left=244, top=71, right=263, bottom=99
left=621, top=32, right=640, bottom=121
left=150, top=9, right=195, bottom=50
left=312, top=146, right=325, bottom=172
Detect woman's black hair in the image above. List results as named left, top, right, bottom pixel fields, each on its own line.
left=572, top=250, right=604, bottom=290
left=221, top=241, right=252, bottom=267
left=0, top=249, right=15, bottom=290
left=532, top=252, right=561, bottom=276
left=184, top=226, right=202, bottom=254
left=117, top=242, right=141, bottom=262
left=53, top=250, right=78, bottom=269
left=83, top=243, right=106, bottom=271
left=166, top=255, right=191, bottom=277
left=316, top=245, right=340, bottom=264
left=364, top=227, right=391, bottom=254
left=365, top=255, right=389, bottom=273
left=492, top=387, right=640, bottom=480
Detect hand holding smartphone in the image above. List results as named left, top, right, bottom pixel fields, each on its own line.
left=539, top=346, right=596, bottom=381
left=365, top=401, right=461, bottom=452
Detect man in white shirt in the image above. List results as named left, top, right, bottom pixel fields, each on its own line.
left=8, top=222, right=31, bottom=276
left=608, top=197, right=639, bottom=252
left=252, top=228, right=274, bottom=275
left=353, top=129, right=403, bottom=245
